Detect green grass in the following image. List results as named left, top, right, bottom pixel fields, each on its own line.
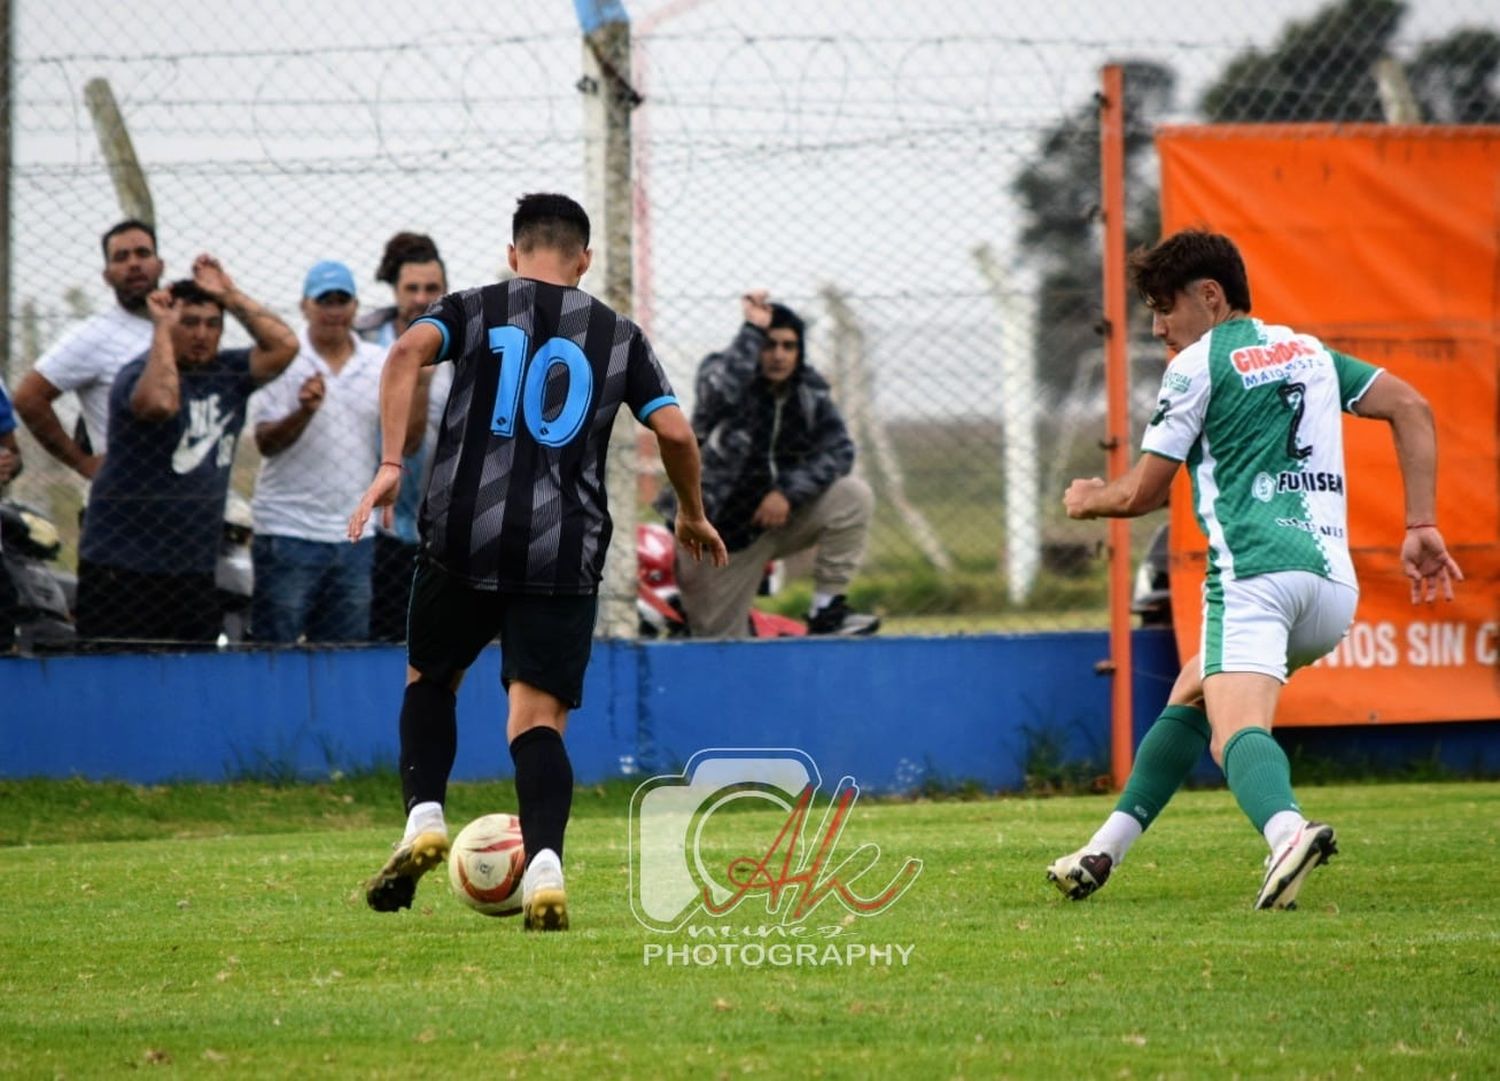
left=2, top=779, right=1497, bottom=1078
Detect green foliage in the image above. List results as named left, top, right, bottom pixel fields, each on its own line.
left=1201, top=0, right=1405, bottom=122
left=0, top=773, right=642, bottom=848
left=1010, top=61, right=1176, bottom=402
left=1020, top=724, right=1110, bottom=796
left=1284, top=745, right=1467, bottom=786
left=762, top=566, right=1109, bottom=625
left=0, top=781, right=1496, bottom=1077
left=1409, top=27, right=1500, bottom=122
left=1200, top=0, right=1500, bottom=125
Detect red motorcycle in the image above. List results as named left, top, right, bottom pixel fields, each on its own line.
left=636, top=522, right=806, bottom=639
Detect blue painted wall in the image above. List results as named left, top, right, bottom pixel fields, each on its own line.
left=3, top=629, right=1495, bottom=788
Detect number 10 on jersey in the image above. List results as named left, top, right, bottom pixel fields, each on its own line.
left=487, top=326, right=594, bottom=448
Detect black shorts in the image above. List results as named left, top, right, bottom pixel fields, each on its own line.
left=406, top=555, right=597, bottom=709
left=76, top=560, right=220, bottom=649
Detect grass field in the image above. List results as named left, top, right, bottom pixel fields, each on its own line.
left=2, top=778, right=1497, bottom=1078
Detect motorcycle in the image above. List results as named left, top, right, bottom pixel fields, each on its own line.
left=1131, top=523, right=1172, bottom=627
left=0, top=494, right=257, bottom=652
left=0, top=499, right=77, bottom=652
left=636, top=522, right=806, bottom=639
left=216, top=492, right=255, bottom=644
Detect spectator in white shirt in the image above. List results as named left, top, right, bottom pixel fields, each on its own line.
left=249, top=260, right=418, bottom=644
left=14, top=220, right=163, bottom=477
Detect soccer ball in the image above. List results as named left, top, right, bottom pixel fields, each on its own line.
left=447, top=813, right=526, bottom=917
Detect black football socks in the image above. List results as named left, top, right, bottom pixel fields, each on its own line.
left=399, top=679, right=458, bottom=814
left=510, top=726, right=574, bottom=866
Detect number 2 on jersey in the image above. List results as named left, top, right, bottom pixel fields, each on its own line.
left=487, top=327, right=594, bottom=448
left=1276, top=381, right=1313, bottom=461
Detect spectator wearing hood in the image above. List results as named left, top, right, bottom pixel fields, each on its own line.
left=659, top=291, right=879, bottom=637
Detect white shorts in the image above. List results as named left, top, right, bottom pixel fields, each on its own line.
left=1200, top=570, right=1358, bottom=682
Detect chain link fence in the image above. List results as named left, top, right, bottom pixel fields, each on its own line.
left=0, top=0, right=1494, bottom=650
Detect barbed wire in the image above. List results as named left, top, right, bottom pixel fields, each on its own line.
left=3, top=0, right=1495, bottom=646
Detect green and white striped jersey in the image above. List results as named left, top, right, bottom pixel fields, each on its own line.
left=1141, top=318, right=1382, bottom=588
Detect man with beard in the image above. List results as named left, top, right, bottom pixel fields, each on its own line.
left=14, top=220, right=164, bottom=478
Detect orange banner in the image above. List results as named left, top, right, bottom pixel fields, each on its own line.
left=1157, top=125, right=1499, bottom=725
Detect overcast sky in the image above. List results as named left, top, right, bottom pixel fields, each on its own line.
left=11, top=0, right=1493, bottom=416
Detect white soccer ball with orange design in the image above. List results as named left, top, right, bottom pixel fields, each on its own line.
left=447, top=813, right=525, bottom=916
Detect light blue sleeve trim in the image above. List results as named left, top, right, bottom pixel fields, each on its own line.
left=574, top=0, right=629, bottom=33
left=635, top=394, right=677, bottom=423
left=411, top=316, right=451, bottom=361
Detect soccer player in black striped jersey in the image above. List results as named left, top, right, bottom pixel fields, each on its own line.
left=349, top=193, right=727, bottom=929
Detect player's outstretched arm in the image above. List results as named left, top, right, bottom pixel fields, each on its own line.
left=1352, top=373, right=1463, bottom=602
left=648, top=403, right=728, bottom=567
left=347, top=322, right=442, bottom=541
left=1063, top=453, right=1178, bottom=520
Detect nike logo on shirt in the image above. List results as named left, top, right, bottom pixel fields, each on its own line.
left=172, top=395, right=234, bottom=474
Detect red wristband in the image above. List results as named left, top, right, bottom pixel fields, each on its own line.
left=1405, top=523, right=1436, bottom=530
left=379, top=460, right=408, bottom=472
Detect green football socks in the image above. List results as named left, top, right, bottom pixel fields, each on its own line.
left=1084, top=704, right=1211, bottom=863
left=1115, top=704, right=1211, bottom=829
left=1222, top=726, right=1300, bottom=833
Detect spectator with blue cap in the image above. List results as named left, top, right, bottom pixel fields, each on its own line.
left=248, top=259, right=421, bottom=643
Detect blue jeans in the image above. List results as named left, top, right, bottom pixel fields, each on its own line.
left=251, top=534, right=374, bottom=644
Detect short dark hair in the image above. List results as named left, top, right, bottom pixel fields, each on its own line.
left=512, top=193, right=590, bottom=255
left=1128, top=229, right=1252, bottom=313
left=101, top=219, right=157, bottom=262
left=768, top=302, right=805, bottom=359
left=375, top=231, right=445, bottom=285
left=168, top=278, right=223, bottom=310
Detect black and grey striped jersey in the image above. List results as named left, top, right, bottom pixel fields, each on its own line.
left=412, top=278, right=677, bottom=594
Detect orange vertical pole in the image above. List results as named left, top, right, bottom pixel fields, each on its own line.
left=1099, top=65, right=1134, bottom=790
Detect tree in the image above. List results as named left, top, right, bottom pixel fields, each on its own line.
left=1409, top=28, right=1500, bottom=123
left=1013, top=0, right=1497, bottom=404
left=1010, top=61, right=1175, bottom=402
left=1200, top=0, right=1404, bottom=122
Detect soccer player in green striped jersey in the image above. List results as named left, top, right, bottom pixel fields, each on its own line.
left=1047, top=230, right=1463, bottom=910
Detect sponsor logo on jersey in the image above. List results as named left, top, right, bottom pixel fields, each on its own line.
left=1275, top=516, right=1345, bottom=539
left=1163, top=371, right=1191, bottom=394
left=1252, top=472, right=1275, bottom=502
left=1231, top=338, right=1322, bottom=389
left=1276, top=470, right=1344, bottom=494
left=1232, top=338, right=1316, bottom=374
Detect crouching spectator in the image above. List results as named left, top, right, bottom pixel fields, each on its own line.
left=75, top=257, right=298, bottom=647
left=659, top=291, right=879, bottom=637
